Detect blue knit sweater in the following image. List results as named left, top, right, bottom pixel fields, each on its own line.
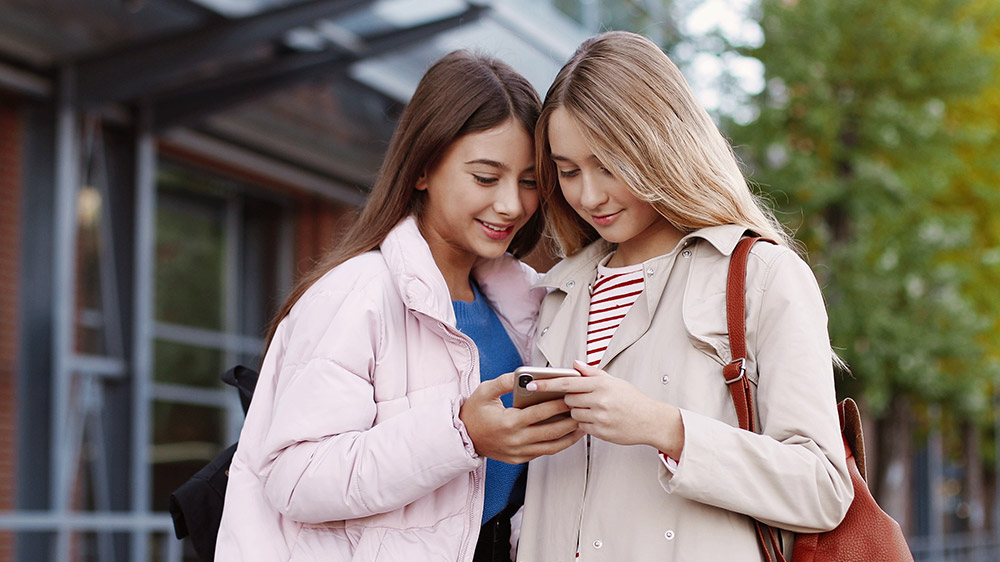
left=453, top=281, right=526, bottom=524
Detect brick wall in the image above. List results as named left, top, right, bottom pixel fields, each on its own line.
left=0, top=96, right=22, bottom=561
left=293, top=194, right=355, bottom=279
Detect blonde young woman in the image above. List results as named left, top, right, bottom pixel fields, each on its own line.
left=216, top=51, right=582, bottom=562
left=516, top=31, right=853, bottom=561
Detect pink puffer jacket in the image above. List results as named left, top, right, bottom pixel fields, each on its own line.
left=216, top=216, right=543, bottom=561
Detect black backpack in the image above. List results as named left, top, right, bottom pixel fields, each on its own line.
left=169, top=365, right=259, bottom=561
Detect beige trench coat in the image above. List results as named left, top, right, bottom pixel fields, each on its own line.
left=517, top=225, right=853, bottom=562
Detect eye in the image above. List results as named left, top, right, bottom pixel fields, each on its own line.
left=599, top=165, right=614, bottom=177
left=558, top=169, right=580, bottom=179
left=520, top=178, right=538, bottom=189
left=473, top=174, right=498, bottom=186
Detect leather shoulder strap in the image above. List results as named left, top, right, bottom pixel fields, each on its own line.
left=725, top=236, right=785, bottom=562
left=724, top=236, right=777, bottom=433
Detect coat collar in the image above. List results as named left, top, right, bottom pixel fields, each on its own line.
left=379, top=216, right=454, bottom=323
left=533, top=223, right=751, bottom=369
left=689, top=224, right=753, bottom=257
left=379, top=216, right=543, bottom=331
left=537, top=224, right=750, bottom=290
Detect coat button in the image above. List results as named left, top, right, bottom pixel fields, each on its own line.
left=593, top=539, right=603, bottom=549
left=566, top=280, right=575, bottom=288
left=661, top=374, right=670, bottom=384
left=646, top=267, right=655, bottom=276
left=541, top=327, right=549, bottom=335
left=682, top=250, right=692, bottom=258
left=665, top=529, right=675, bottom=540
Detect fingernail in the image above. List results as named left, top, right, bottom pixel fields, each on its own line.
left=526, top=382, right=538, bottom=392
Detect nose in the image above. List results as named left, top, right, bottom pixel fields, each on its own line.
left=578, top=172, right=607, bottom=210
left=493, top=179, right=525, bottom=219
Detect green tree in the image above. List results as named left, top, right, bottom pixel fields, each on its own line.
left=945, top=0, right=1000, bottom=531
left=730, top=0, right=996, bottom=527
left=947, top=1, right=1000, bottom=402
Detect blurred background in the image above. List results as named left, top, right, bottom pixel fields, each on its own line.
left=0, top=0, right=997, bottom=560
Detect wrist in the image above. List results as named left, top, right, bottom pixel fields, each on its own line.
left=454, top=399, right=480, bottom=459
left=649, top=403, right=684, bottom=459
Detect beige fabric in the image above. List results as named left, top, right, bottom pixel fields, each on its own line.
left=517, top=225, right=853, bottom=562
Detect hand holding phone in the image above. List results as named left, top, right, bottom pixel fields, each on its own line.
left=512, top=366, right=580, bottom=409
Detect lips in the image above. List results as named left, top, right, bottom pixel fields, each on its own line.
left=478, top=219, right=515, bottom=240
left=591, top=210, right=621, bottom=227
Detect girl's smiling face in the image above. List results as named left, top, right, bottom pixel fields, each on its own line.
left=417, top=118, right=539, bottom=272
left=548, top=107, right=680, bottom=266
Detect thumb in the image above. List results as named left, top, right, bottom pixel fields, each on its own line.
left=475, top=371, right=516, bottom=400
left=572, top=359, right=603, bottom=377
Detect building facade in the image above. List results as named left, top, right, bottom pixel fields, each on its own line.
left=0, top=1, right=585, bottom=559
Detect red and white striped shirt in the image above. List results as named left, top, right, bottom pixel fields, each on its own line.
left=588, top=256, right=680, bottom=513
left=578, top=257, right=660, bottom=560
left=586, top=256, right=645, bottom=367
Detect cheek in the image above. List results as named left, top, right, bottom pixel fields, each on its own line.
left=521, top=190, right=541, bottom=217
left=559, top=181, right=582, bottom=209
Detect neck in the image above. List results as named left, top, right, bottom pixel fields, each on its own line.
left=414, top=215, right=478, bottom=301
left=428, top=244, right=476, bottom=302
left=609, top=221, right=686, bottom=267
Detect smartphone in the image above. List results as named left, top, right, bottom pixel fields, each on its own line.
left=512, top=366, right=580, bottom=409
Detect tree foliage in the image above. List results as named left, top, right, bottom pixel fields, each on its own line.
left=730, top=0, right=998, bottom=419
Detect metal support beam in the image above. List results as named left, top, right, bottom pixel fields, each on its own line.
left=51, top=65, right=81, bottom=562
left=0, top=511, right=175, bottom=531
left=0, top=61, right=51, bottom=97
left=153, top=5, right=488, bottom=129
left=130, top=102, right=157, bottom=562
left=160, top=128, right=367, bottom=204
left=76, top=0, right=375, bottom=104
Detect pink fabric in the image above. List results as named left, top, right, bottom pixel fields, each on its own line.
left=216, top=216, right=542, bottom=561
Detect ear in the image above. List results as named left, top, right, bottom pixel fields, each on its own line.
left=415, top=171, right=429, bottom=191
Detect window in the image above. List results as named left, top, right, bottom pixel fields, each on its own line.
left=150, top=163, right=292, bottom=519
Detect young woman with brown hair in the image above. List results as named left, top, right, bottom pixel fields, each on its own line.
left=215, top=51, right=582, bottom=562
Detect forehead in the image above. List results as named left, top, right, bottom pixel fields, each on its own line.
left=444, top=119, right=534, bottom=165
left=547, top=108, right=596, bottom=160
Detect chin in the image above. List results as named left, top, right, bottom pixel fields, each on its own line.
left=477, top=249, right=509, bottom=260
left=592, top=228, right=625, bottom=244
left=475, top=243, right=512, bottom=260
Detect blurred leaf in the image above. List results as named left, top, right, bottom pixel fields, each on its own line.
left=730, top=0, right=998, bottom=422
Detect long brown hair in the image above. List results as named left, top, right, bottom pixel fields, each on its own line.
left=536, top=31, right=794, bottom=256
left=265, top=51, right=543, bottom=346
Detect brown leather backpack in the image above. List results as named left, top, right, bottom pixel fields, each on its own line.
left=724, top=236, right=914, bottom=562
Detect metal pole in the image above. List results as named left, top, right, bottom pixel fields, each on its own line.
left=51, top=64, right=80, bottom=561
left=130, top=101, right=156, bottom=562
left=928, top=405, right=944, bottom=554
left=223, top=195, right=243, bottom=440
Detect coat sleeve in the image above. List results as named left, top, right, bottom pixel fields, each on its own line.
left=661, top=249, right=854, bottom=533
left=255, top=286, right=480, bottom=524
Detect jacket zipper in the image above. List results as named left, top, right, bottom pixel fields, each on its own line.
left=451, top=328, right=483, bottom=562
left=570, top=283, right=592, bottom=558
left=431, top=309, right=528, bottom=562
left=573, top=434, right=592, bottom=557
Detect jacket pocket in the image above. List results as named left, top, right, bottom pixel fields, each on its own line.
left=288, top=522, right=356, bottom=561
left=682, top=292, right=729, bottom=365
left=682, top=292, right=761, bottom=386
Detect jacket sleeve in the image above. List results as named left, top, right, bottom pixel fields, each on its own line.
left=256, top=287, right=480, bottom=524
left=661, top=249, right=854, bottom=533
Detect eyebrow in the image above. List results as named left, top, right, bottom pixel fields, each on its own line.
left=465, top=158, right=509, bottom=171
left=551, top=154, right=600, bottom=165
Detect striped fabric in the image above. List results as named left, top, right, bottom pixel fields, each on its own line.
left=586, top=258, right=645, bottom=366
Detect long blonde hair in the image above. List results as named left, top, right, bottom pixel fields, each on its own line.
left=536, top=31, right=794, bottom=256
left=265, top=51, right=543, bottom=346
